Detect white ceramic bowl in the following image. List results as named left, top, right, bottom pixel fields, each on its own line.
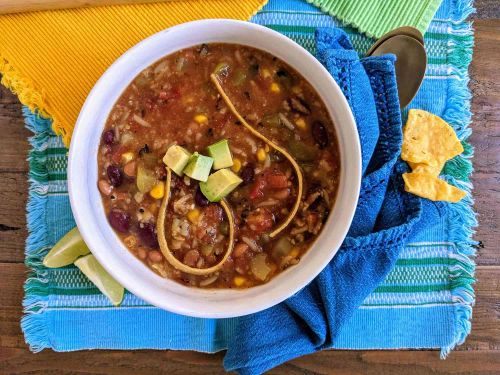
left=69, top=19, right=361, bottom=318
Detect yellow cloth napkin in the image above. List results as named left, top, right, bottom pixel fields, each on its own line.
left=0, top=1, right=267, bottom=146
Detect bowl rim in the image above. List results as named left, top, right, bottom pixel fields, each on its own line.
left=68, top=19, right=361, bottom=318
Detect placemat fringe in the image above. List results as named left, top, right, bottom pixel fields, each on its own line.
left=21, top=108, right=53, bottom=353
left=439, top=0, right=476, bottom=358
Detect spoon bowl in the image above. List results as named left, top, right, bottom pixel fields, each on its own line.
left=369, top=34, right=427, bottom=108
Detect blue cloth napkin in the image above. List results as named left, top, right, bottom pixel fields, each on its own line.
left=224, top=28, right=424, bottom=374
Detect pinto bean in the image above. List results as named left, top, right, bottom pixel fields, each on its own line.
left=98, top=179, right=113, bottom=196
left=273, top=188, right=290, bottom=200
left=124, top=161, right=137, bottom=177
left=148, top=250, right=163, bottom=263
left=137, top=248, right=147, bottom=260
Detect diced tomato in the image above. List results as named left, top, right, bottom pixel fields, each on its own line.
left=266, top=171, right=289, bottom=189
left=249, top=176, right=267, bottom=200
left=204, top=204, right=224, bottom=223
left=210, top=111, right=231, bottom=130
left=159, top=87, right=181, bottom=101
left=111, top=146, right=126, bottom=164
left=246, top=208, right=274, bottom=233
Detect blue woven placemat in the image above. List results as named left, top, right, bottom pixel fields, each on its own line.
left=21, top=0, right=476, bottom=358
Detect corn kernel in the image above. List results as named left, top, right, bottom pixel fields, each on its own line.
left=292, top=86, right=302, bottom=94
left=121, top=152, right=134, bottom=163
left=149, top=182, right=165, bottom=199
left=261, top=68, right=271, bottom=78
left=257, top=148, right=267, bottom=162
left=194, top=114, right=208, bottom=124
left=232, top=158, right=242, bottom=173
left=187, top=208, right=200, bottom=224
left=233, top=276, right=247, bottom=287
left=264, top=144, right=270, bottom=152
left=270, top=82, right=280, bottom=93
left=295, top=118, right=307, bottom=130
left=289, top=247, right=300, bottom=258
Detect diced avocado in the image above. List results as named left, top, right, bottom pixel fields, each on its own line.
left=207, top=139, right=233, bottom=170
left=183, top=152, right=213, bottom=182
left=200, top=169, right=242, bottom=202
left=163, top=145, right=192, bottom=176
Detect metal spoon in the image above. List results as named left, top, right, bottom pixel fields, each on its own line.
left=367, top=28, right=427, bottom=108
left=366, top=26, right=424, bottom=56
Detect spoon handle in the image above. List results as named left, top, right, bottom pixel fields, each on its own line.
left=0, top=0, right=170, bottom=15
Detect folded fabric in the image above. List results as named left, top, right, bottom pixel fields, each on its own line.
left=224, top=28, right=423, bottom=374
left=0, top=0, right=266, bottom=146
left=308, top=0, right=443, bottom=38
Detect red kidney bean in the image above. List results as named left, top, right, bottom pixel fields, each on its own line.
left=107, top=165, right=123, bottom=187
left=102, top=129, right=115, bottom=145
left=137, top=222, right=159, bottom=248
left=311, top=121, right=329, bottom=149
left=109, top=209, right=130, bottom=233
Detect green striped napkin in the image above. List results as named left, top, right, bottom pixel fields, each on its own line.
left=308, top=0, right=443, bottom=38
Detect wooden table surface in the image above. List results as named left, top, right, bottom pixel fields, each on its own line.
left=1, top=3, right=499, bottom=374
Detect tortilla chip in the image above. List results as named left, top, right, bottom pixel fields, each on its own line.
left=408, top=161, right=444, bottom=176
left=401, top=109, right=464, bottom=167
left=403, top=172, right=466, bottom=203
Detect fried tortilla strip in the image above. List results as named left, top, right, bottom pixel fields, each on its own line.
left=157, top=167, right=235, bottom=276
left=211, top=73, right=303, bottom=238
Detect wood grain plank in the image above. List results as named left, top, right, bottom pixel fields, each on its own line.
left=0, top=173, right=28, bottom=263
left=0, top=346, right=499, bottom=375
left=474, top=0, right=500, bottom=19
left=0, top=88, right=30, bottom=173
left=469, top=20, right=500, bottom=266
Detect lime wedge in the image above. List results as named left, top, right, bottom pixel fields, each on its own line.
left=74, top=254, right=124, bottom=306
left=43, top=227, right=90, bottom=268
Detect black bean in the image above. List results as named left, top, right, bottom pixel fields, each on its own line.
left=137, top=222, right=159, bottom=248
left=102, top=130, right=115, bottom=145
left=107, top=165, right=123, bottom=187
left=198, top=43, right=209, bottom=56
left=195, top=186, right=210, bottom=207
left=139, top=144, right=150, bottom=156
left=109, top=209, right=130, bottom=233
left=276, top=69, right=289, bottom=78
left=311, top=121, right=329, bottom=149
left=241, top=207, right=250, bottom=221
left=240, top=165, right=255, bottom=185
left=249, top=64, right=259, bottom=75
left=270, top=151, right=284, bottom=163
